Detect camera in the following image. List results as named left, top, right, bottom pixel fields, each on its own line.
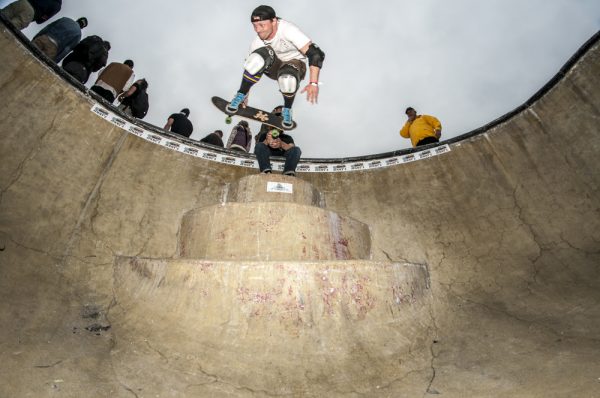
left=270, top=129, right=280, bottom=138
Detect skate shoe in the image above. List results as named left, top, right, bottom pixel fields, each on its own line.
left=226, top=92, right=246, bottom=113
left=281, top=107, right=293, bottom=129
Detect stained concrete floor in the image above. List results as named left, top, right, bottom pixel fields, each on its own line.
left=0, top=21, right=599, bottom=397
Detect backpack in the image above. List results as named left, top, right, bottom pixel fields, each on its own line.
left=129, top=89, right=149, bottom=119
left=87, top=39, right=108, bottom=72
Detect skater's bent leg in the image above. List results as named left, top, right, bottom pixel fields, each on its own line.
left=277, top=63, right=302, bottom=109
left=283, top=146, right=301, bottom=173
left=254, top=142, right=273, bottom=172
left=237, top=47, right=276, bottom=94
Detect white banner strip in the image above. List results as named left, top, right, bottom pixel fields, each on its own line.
left=91, top=104, right=451, bottom=172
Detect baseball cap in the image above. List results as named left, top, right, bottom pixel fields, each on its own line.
left=251, top=5, right=276, bottom=22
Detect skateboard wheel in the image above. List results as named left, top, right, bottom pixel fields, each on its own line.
left=225, top=116, right=232, bottom=124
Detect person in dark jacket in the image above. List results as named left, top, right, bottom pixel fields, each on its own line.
left=164, top=108, right=194, bottom=138
left=226, top=120, right=252, bottom=152
left=32, top=16, right=87, bottom=62
left=200, top=130, right=225, bottom=147
left=1, top=0, right=61, bottom=30
left=118, top=78, right=149, bottom=119
left=62, top=36, right=109, bottom=84
left=254, top=127, right=301, bottom=176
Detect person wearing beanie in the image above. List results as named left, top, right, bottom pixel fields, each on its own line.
left=225, top=5, right=325, bottom=130
left=226, top=120, right=253, bottom=152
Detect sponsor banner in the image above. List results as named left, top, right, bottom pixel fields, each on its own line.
left=220, top=156, right=236, bottom=165
left=90, top=105, right=452, bottom=172
left=401, top=153, right=416, bottom=163
left=183, top=147, right=199, bottom=156
left=91, top=104, right=110, bottom=118
left=267, top=181, right=293, bottom=194
left=239, top=159, right=257, bottom=168
left=165, top=140, right=181, bottom=151
left=296, top=164, right=311, bottom=173
left=434, top=145, right=450, bottom=155
left=314, top=165, right=331, bottom=173
left=145, top=133, right=163, bottom=145
left=201, top=152, right=217, bottom=161
left=368, top=160, right=383, bottom=169
left=128, top=125, right=145, bottom=137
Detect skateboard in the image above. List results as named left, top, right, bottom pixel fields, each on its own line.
left=211, top=96, right=297, bottom=131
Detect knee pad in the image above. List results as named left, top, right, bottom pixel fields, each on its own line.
left=243, top=46, right=275, bottom=75
left=277, top=64, right=301, bottom=94
left=278, top=74, right=298, bottom=94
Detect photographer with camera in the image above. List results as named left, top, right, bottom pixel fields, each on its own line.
left=254, top=106, right=301, bottom=176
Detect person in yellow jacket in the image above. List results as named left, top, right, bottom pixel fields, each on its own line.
left=399, top=107, right=442, bottom=147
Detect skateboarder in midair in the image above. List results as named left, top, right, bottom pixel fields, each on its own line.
left=226, top=5, right=325, bottom=129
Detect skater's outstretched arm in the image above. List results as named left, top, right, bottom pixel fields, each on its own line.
left=299, top=42, right=325, bottom=104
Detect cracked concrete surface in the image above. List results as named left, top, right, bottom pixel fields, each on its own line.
left=1, top=22, right=600, bottom=397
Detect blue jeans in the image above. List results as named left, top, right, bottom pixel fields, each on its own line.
left=254, top=142, right=301, bottom=173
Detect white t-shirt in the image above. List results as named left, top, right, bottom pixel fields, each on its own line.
left=249, top=19, right=311, bottom=62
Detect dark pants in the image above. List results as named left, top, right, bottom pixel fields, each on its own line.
left=254, top=142, right=301, bottom=173
left=62, top=62, right=90, bottom=84
left=90, top=85, right=115, bottom=103
left=416, top=136, right=439, bottom=147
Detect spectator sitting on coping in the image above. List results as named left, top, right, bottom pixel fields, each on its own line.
left=399, top=107, right=442, bottom=147
left=254, top=118, right=301, bottom=176
left=164, top=108, right=193, bottom=138
left=1, top=0, right=62, bottom=31
left=31, top=16, right=87, bottom=63
left=117, top=78, right=149, bottom=119
left=91, top=59, right=135, bottom=103
left=255, top=105, right=283, bottom=144
left=226, top=120, right=252, bottom=152
left=61, top=36, right=109, bottom=84
left=200, top=130, right=224, bottom=147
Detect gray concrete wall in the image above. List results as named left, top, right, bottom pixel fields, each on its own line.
left=0, top=22, right=599, bottom=397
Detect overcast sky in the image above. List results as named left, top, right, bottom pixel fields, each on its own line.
left=5, top=0, right=600, bottom=157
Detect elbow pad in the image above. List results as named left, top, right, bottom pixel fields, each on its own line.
left=306, top=43, right=325, bottom=68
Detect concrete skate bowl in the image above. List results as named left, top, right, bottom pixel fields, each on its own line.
left=1, top=16, right=599, bottom=397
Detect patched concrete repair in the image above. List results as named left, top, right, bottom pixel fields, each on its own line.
left=0, top=20, right=599, bottom=397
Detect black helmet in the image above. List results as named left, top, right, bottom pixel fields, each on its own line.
left=251, top=5, right=276, bottom=22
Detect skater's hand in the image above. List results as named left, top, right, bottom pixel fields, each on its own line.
left=301, top=84, right=319, bottom=104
